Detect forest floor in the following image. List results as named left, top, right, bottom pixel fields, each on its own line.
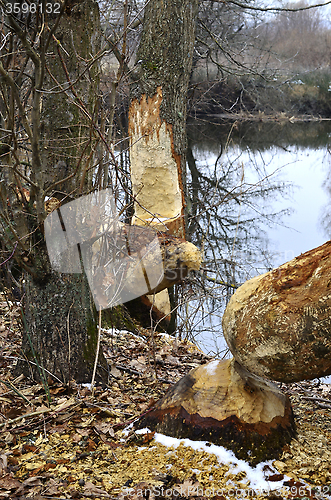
left=0, top=293, right=330, bottom=500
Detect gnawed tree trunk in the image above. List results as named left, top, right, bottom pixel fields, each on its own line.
left=129, top=0, right=198, bottom=236
left=128, top=0, right=199, bottom=322
left=222, top=240, right=331, bottom=383
left=139, top=232, right=202, bottom=294
left=17, top=0, right=104, bottom=384
left=137, top=359, right=295, bottom=465
left=128, top=1, right=296, bottom=460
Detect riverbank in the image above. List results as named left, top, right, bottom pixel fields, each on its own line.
left=194, top=112, right=331, bottom=123
left=189, top=72, right=331, bottom=122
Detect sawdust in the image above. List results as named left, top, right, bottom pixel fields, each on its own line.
left=0, top=293, right=330, bottom=499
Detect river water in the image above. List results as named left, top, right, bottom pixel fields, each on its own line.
left=185, top=119, right=331, bottom=382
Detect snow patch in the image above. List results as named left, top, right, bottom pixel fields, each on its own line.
left=135, top=428, right=152, bottom=435
left=140, top=430, right=291, bottom=493
left=203, top=359, right=219, bottom=376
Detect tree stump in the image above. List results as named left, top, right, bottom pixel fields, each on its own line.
left=137, top=359, right=295, bottom=464
left=222, top=240, right=331, bottom=383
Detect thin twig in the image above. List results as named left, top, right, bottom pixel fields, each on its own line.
left=91, top=309, right=102, bottom=394
left=0, top=241, right=18, bottom=267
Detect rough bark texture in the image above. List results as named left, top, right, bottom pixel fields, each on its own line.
left=137, top=359, right=295, bottom=465
left=20, top=245, right=106, bottom=384
left=129, top=0, right=199, bottom=237
left=41, top=0, right=100, bottom=193
left=128, top=0, right=199, bottom=321
left=18, top=0, right=104, bottom=384
left=222, top=240, right=331, bottom=383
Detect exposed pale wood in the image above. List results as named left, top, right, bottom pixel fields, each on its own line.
left=153, top=232, right=202, bottom=293
left=222, top=240, right=331, bottom=383
left=128, top=0, right=199, bottom=320
left=137, top=358, right=295, bottom=464
left=90, top=226, right=201, bottom=310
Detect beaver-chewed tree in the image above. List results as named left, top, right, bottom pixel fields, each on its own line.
left=0, top=0, right=203, bottom=384
left=139, top=240, right=331, bottom=460
left=127, top=0, right=200, bottom=325
left=138, top=358, right=295, bottom=465
left=125, top=0, right=295, bottom=463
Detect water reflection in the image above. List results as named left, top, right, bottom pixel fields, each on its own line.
left=182, top=119, right=331, bottom=358
left=320, top=153, right=331, bottom=239
left=187, top=119, right=331, bottom=152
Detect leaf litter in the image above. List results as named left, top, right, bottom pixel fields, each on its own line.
left=0, top=293, right=331, bottom=499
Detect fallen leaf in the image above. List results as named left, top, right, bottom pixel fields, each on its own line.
left=166, top=355, right=180, bottom=366
left=76, top=428, right=90, bottom=436
left=267, top=473, right=284, bottom=481
left=0, top=475, right=21, bottom=491
left=94, top=421, right=114, bottom=436
left=71, top=433, right=82, bottom=443
left=86, top=438, right=97, bottom=451
left=110, top=364, right=122, bottom=378
left=83, top=481, right=108, bottom=495
left=129, top=360, right=146, bottom=372
left=15, top=476, right=42, bottom=494
left=51, top=396, right=76, bottom=414
left=2, top=433, right=14, bottom=445
left=174, top=479, right=203, bottom=497
left=42, top=478, right=60, bottom=495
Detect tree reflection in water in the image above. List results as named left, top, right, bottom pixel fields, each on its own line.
left=176, top=119, right=331, bottom=356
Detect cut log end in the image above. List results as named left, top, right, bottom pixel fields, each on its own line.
left=137, top=359, right=295, bottom=465
left=222, top=240, right=331, bottom=383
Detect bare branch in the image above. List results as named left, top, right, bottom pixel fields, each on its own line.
left=212, top=0, right=331, bottom=12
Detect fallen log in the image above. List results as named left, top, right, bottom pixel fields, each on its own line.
left=89, top=226, right=201, bottom=309
left=137, top=358, right=295, bottom=465
left=44, top=190, right=201, bottom=311
left=222, top=240, right=331, bottom=383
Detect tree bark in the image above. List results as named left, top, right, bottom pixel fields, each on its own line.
left=17, top=0, right=105, bottom=384
left=129, top=0, right=198, bottom=237
left=21, top=246, right=105, bottom=384
left=40, top=0, right=100, bottom=195
left=222, top=240, right=331, bottom=383
left=128, top=0, right=199, bottom=322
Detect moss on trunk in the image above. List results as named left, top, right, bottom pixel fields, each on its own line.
left=17, top=244, right=107, bottom=384
left=17, top=0, right=105, bottom=384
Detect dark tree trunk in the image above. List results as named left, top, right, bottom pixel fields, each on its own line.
left=21, top=245, right=106, bottom=384
left=40, top=0, right=101, bottom=194
left=17, top=0, right=106, bottom=384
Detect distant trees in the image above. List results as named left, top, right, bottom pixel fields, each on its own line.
left=263, top=1, right=331, bottom=70
left=189, top=0, right=331, bottom=116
